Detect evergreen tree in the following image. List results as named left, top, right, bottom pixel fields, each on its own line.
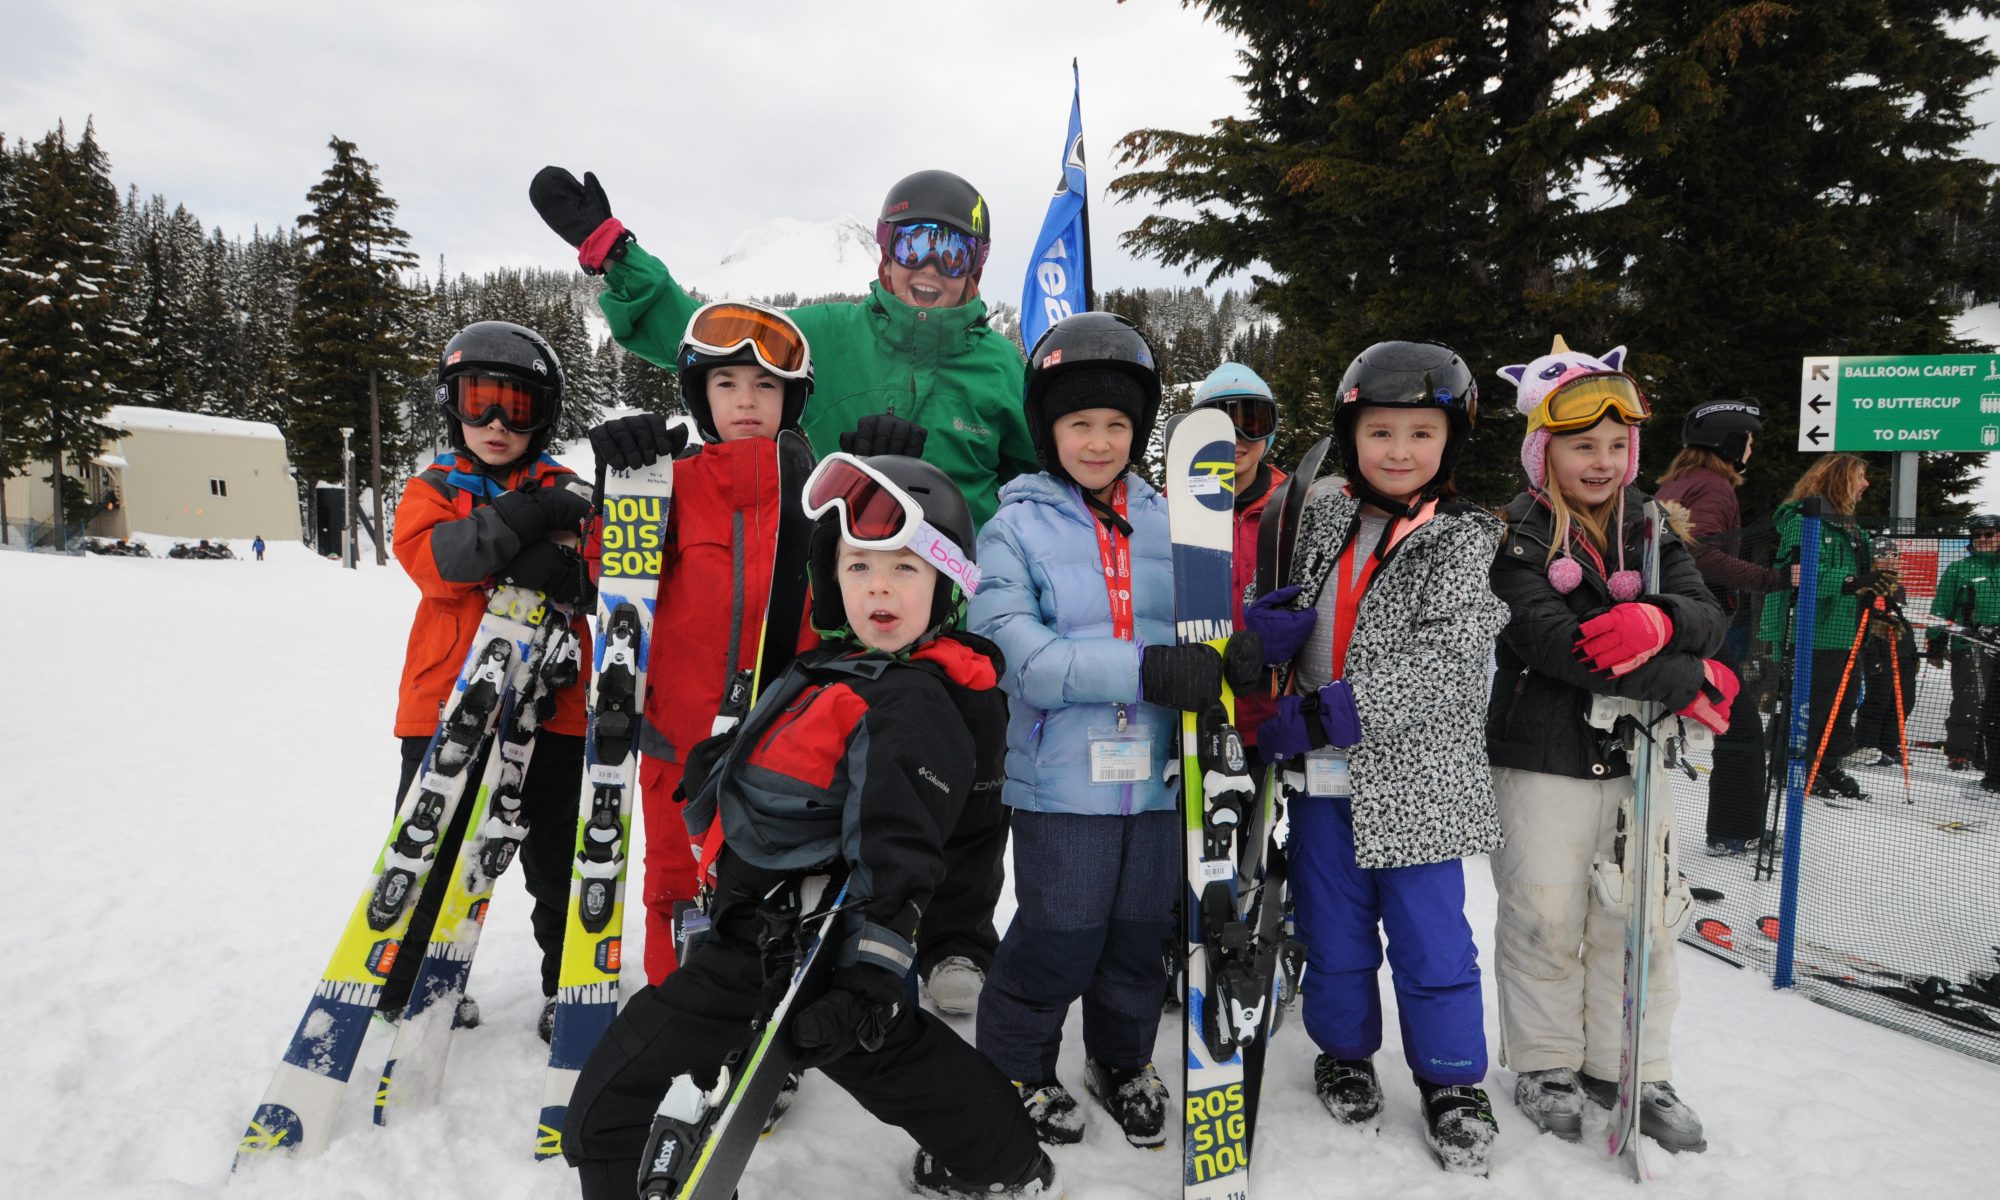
left=1113, top=1, right=1605, bottom=505
left=0, top=119, right=133, bottom=545
left=1587, top=0, right=2000, bottom=522
left=287, top=136, right=419, bottom=490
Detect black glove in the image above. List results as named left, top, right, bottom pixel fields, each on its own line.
left=790, top=964, right=903, bottom=1068
left=1843, top=567, right=1899, bottom=599
left=529, top=166, right=615, bottom=247
left=499, top=540, right=587, bottom=604
left=1141, top=643, right=1225, bottom=712
left=490, top=482, right=594, bottom=545
left=1220, top=631, right=1264, bottom=692
left=590, top=412, right=687, bottom=471
left=1928, top=640, right=1950, bottom=669
left=838, top=414, right=929, bottom=458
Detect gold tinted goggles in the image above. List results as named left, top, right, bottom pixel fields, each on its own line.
left=1526, top=373, right=1649, bottom=435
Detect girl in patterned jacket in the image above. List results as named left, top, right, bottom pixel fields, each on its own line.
left=970, top=313, right=1258, bottom=1151
left=1243, top=340, right=1508, bottom=1176
left=1485, top=337, right=1735, bottom=1157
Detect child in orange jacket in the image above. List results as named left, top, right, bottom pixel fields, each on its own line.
left=386, top=320, right=595, bottom=1041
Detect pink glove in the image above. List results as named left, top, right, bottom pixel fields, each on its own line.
left=1575, top=602, right=1674, bottom=677
left=1677, top=659, right=1739, bottom=734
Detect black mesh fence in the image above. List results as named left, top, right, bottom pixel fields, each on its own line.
left=1672, top=511, right=2000, bottom=1065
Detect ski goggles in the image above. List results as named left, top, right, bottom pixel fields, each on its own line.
left=1525, top=373, right=1650, bottom=435
left=682, top=301, right=811, bottom=379
left=440, top=374, right=552, bottom=433
left=802, top=452, right=981, bottom=594
left=888, top=222, right=982, bottom=279
left=1211, top=396, right=1278, bottom=440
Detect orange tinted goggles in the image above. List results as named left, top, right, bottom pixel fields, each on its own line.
left=684, top=301, right=810, bottom=378
left=1526, top=373, right=1649, bottom=435
left=448, top=374, right=549, bottom=433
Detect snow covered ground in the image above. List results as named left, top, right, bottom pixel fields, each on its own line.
left=5, top=542, right=2000, bottom=1200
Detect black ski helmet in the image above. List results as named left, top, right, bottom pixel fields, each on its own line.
left=1022, top=312, right=1163, bottom=479
left=436, top=320, right=566, bottom=462
left=675, top=301, right=814, bottom=443
left=875, top=169, right=992, bottom=277
left=1331, top=340, right=1478, bottom=516
left=808, top=455, right=979, bottom=641
left=1969, top=513, right=2000, bottom=537
left=1681, top=398, right=1764, bottom=472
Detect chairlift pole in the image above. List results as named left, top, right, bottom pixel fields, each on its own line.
left=341, top=426, right=356, bottom=570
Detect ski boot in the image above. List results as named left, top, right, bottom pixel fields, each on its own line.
left=761, top=1071, right=803, bottom=1135
left=912, top=1147, right=1058, bottom=1199
left=537, top=996, right=556, bottom=1045
left=1580, top=1073, right=1708, bottom=1153
left=923, top=956, right=985, bottom=1017
left=1416, top=1078, right=1497, bottom=1176
left=1013, top=1079, right=1085, bottom=1145
left=1083, top=1059, right=1169, bottom=1149
left=1512, top=1067, right=1584, bottom=1141
left=1313, top=1055, right=1383, bottom=1125
left=1812, top=768, right=1869, bottom=801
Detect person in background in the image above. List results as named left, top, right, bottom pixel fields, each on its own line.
left=1652, top=399, right=1785, bottom=854
left=1853, top=534, right=1917, bottom=771
left=1928, top=514, right=2000, bottom=783
left=1191, top=362, right=1287, bottom=784
left=1756, top=452, right=1882, bottom=802
left=252, top=534, right=266, bottom=561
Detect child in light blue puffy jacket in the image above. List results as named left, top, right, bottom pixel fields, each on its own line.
left=968, top=313, right=1253, bottom=1152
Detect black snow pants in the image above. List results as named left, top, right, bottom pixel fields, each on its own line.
left=919, top=687, right=1010, bottom=977
left=562, top=853, right=1043, bottom=1200
left=378, top=731, right=582, bottom=1012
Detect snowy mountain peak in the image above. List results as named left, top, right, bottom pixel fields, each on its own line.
left=682, top=215, right=880, bottom=303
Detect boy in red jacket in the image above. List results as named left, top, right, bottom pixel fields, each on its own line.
left=385, top=320, right=595, bottom=1038
left=583, top=300, right=818, bottom=984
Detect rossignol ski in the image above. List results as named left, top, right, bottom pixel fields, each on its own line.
left=1168, top=408, right=1261, bottom=1200
left=235, top=582, right=566, bottom=1168
left=374, top=608, right=583, bottom=1124
left=538, top=457, right=673, bottom=1159
left=634, top=880, right=849, bottom=1200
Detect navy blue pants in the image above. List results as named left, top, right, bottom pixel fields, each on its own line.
left=1290, top=794, right=1486, bottom=1086
left=976, top=808, right=1178, bottom=1082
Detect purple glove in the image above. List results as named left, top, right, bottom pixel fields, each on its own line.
left=1245, top=585, right=1315, bottom=666
left=1254, top=680, right=1361, bottom=760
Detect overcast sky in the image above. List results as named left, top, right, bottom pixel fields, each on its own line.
left=1, top=0, right=1254, bottom=295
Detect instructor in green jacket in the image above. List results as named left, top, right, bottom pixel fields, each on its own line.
left=530, top=164, right=1034, bottom=1017
left=529, top=165, right=1038, bottom=529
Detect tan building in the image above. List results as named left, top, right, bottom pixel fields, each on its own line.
left=2, top=405, right=300, bottom=543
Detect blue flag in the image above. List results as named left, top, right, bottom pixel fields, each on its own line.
left=1021, top=61, right=1090, bottom=353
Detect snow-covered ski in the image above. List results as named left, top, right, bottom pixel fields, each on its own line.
left=1168, top=408, right=1261, bottom=1200
left=537, top=457, right=673, bottom=1159
left=235, top=582, right=567, bottom=1168
left=634, top=879, right=849, bottom=1200
left=374, top=608, right=582, bottom=1125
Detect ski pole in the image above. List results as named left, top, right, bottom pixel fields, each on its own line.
left=1886, top=612, right=1914, bottom=803
left=1803, top=607, right=1871, bottom=800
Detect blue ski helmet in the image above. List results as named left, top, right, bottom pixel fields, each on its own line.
left=1193, top=362, right=1279, bottom=449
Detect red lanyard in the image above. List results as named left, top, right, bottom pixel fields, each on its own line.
left=1326, top=529, right=1383, bottom=679
left=1090, top=480, right=1134, bottom=641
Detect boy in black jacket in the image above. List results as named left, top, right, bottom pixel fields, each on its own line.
left=561, top=455, right=1052, bottom=1200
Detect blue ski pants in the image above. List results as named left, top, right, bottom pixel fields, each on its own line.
left=1290, top=794, right=1487, bottom=1086
left=976, top=808, right=1178, bottom=1082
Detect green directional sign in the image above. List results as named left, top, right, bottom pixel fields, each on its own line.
left=1798, top=353, right=2000, bottom=453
